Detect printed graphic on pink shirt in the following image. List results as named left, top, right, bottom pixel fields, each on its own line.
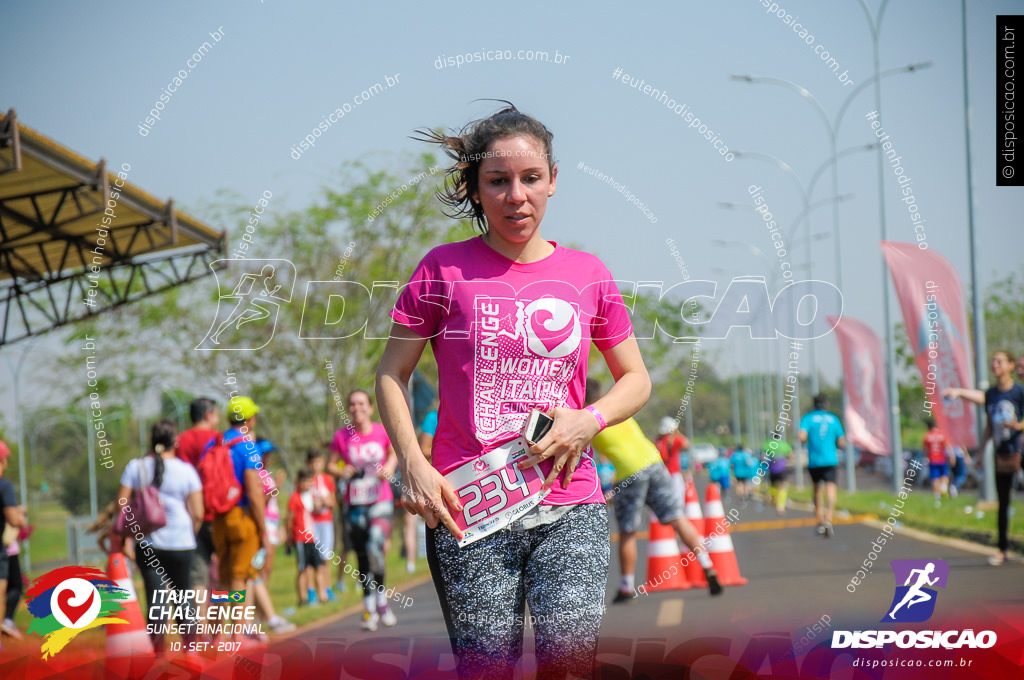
left=474, top=295, right=582, bottom=446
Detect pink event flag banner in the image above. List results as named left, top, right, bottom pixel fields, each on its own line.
left=881, top=241, right=977, bottom=448
left=828, top=315, right=891, bottom=455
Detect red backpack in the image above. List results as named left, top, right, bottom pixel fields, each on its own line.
left=198, top=434, right=248, bottom=519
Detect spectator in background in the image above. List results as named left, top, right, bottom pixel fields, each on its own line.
left=251, top=439, right=294, bottom=633
left=176, top=398, right=220, bottom=608
left=656, top=417, right=690, bottom=500
left=288, top=467, right=322, bottom=607
left=949, top=445, right=972, bottom=498
left=112, top=419, right=202, bottom=655
left=707, top=450, right=732, bottom=499
left=307, top=448, right=337, bottom=602
left=0, top=440, right=26, bottom=647
left=327, top=440, right=354, bottom=595
left=730, top=443, right=758, bottom=503
left=945, top=349, right=1024, bottom=566
left=923, top=418, right=954, bottom=504
left=213, top=396, right=271, bottom=637
left=3, top=526, right=28, bottom=639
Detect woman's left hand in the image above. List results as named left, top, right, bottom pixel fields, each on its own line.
left=517, top=407, right=602, bottom=490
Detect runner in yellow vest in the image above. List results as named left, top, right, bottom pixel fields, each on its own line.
left=586, top=379, right=722, bottom=601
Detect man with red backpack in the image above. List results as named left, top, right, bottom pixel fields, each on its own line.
left=177, top=398, right=220, bottom=594
left=205, top=396, right=270, bottom=629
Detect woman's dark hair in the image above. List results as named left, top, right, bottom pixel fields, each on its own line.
left=413, top=102, right=555, bottom=234
left=306, top=447, right=324, bottom=463
left=148, top=418, right=177, bottom=488
left=189, top=397, right=217, bottom=425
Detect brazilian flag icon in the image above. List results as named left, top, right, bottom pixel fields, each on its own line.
left=229, top=590, right=246, bottom=603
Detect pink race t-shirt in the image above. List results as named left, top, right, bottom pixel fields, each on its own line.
left=390, top=237, right=634, bottom=506
left=330, top=424, right=395, bottom=506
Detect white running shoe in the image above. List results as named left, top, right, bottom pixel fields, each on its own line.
left=380, top=608, right=397, bottom=627
left=268, top=616, right=296, bottom=634
left=361, top=611, right=380, bottom=632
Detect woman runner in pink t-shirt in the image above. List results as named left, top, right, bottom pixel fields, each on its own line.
left=376, top=103, right=651, bottom=679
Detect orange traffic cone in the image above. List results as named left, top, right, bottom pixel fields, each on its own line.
left=106, top=552, right=154, bottom=657
left=703, top=484, right=747, bottom=586
left=682, top=479, right=708, bottom=587
left=643, top=515, right=691, bottom=592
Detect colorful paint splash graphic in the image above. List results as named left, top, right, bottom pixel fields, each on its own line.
left=25, top=565, right=130, bottom=659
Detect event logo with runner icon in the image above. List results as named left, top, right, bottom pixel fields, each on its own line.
left=25, top=566, right=131, bottom=659
left=883, top=559, right=949, bottom=623
left=197, top=259, right=296, bottom=350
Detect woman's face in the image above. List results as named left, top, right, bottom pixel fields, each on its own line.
left=348, top=392, right=373, bottom=425
left=471, top=135, right=556, bottom=249
left=991, top=352, right=1015, bottom=378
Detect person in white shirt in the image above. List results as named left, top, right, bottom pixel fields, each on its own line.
left=111, top=419, right=202, bottom=655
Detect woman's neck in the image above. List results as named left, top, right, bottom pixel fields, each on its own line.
left=481, top=233, right=554, bottom=264
left=997, top=374, right=1015, bottom=391
left=355, top=420, right=374, bottom=434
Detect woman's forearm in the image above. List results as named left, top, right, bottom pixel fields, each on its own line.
left=592, top=368, right=651, bottom=427
left=376, top=368, right=427, bottom=472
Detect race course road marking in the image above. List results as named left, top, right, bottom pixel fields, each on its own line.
left=655, top=598, right=684, bottom=627
left=610, top=514, right=876, bottom=541
left=730, top=514, right=876, bottom=532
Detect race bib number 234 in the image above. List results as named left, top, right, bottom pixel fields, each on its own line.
left=444, top=437, right=549, bottom=548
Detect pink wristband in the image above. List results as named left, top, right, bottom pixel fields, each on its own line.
left=585, top=405, right=607, bottom=431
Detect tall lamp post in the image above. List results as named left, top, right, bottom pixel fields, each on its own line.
left=731, top=61, right=932, bottom=493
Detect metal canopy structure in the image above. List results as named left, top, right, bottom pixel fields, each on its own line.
left=0, top=108, right=226, bottom=345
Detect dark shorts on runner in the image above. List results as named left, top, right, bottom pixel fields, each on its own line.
left=426, top=503, right=609, bottom=680
left=613, top=464, right=683, bottom=533
left=929, top=462, right=950, bottom=480
left=769, top=469, right=789, bottom=485
left=809, top=466, right=837, bottom=485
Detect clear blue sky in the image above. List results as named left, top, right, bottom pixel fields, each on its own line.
left=1, top=0, right=1020, bottom=413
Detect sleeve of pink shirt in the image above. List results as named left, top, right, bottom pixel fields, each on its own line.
left=390, top=250, right=445, bottom=338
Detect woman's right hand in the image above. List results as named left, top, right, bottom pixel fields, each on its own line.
left=402, top=456, right=464, bottom=540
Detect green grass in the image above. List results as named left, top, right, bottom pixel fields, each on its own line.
left=265, top=519, right=431, bottom=629
left=789, top=486, right=1024, bottom=550
left=24, top=499, right=75, bottom=567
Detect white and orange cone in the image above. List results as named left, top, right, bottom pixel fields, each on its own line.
left=643, top=516, right=691, bottom=592
left=703, top=484, right=748, bottom=587
left=106, top=552, right=154, bottom=657
left=682, top=479, right=708, bottom=587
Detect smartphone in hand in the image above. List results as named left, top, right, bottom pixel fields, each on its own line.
left=523, top=410, right=554, bottom=445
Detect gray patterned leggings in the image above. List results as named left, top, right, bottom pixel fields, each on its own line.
left=426, top=503, right=609, bottom=680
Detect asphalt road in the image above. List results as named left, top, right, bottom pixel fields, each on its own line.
left=259, top=486, right=1021, bottom=679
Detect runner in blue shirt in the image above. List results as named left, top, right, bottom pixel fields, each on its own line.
left=729, top=443, right=758, bottom=503
left=798, top=394, right=846, bottom=538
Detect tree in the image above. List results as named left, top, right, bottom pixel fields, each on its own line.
left=59, top=154, right=474, bottom=476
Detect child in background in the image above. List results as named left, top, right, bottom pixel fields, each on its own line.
left=288, top=468, right=323, bottom=607
left=308, top=449, right=337, bottom=602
